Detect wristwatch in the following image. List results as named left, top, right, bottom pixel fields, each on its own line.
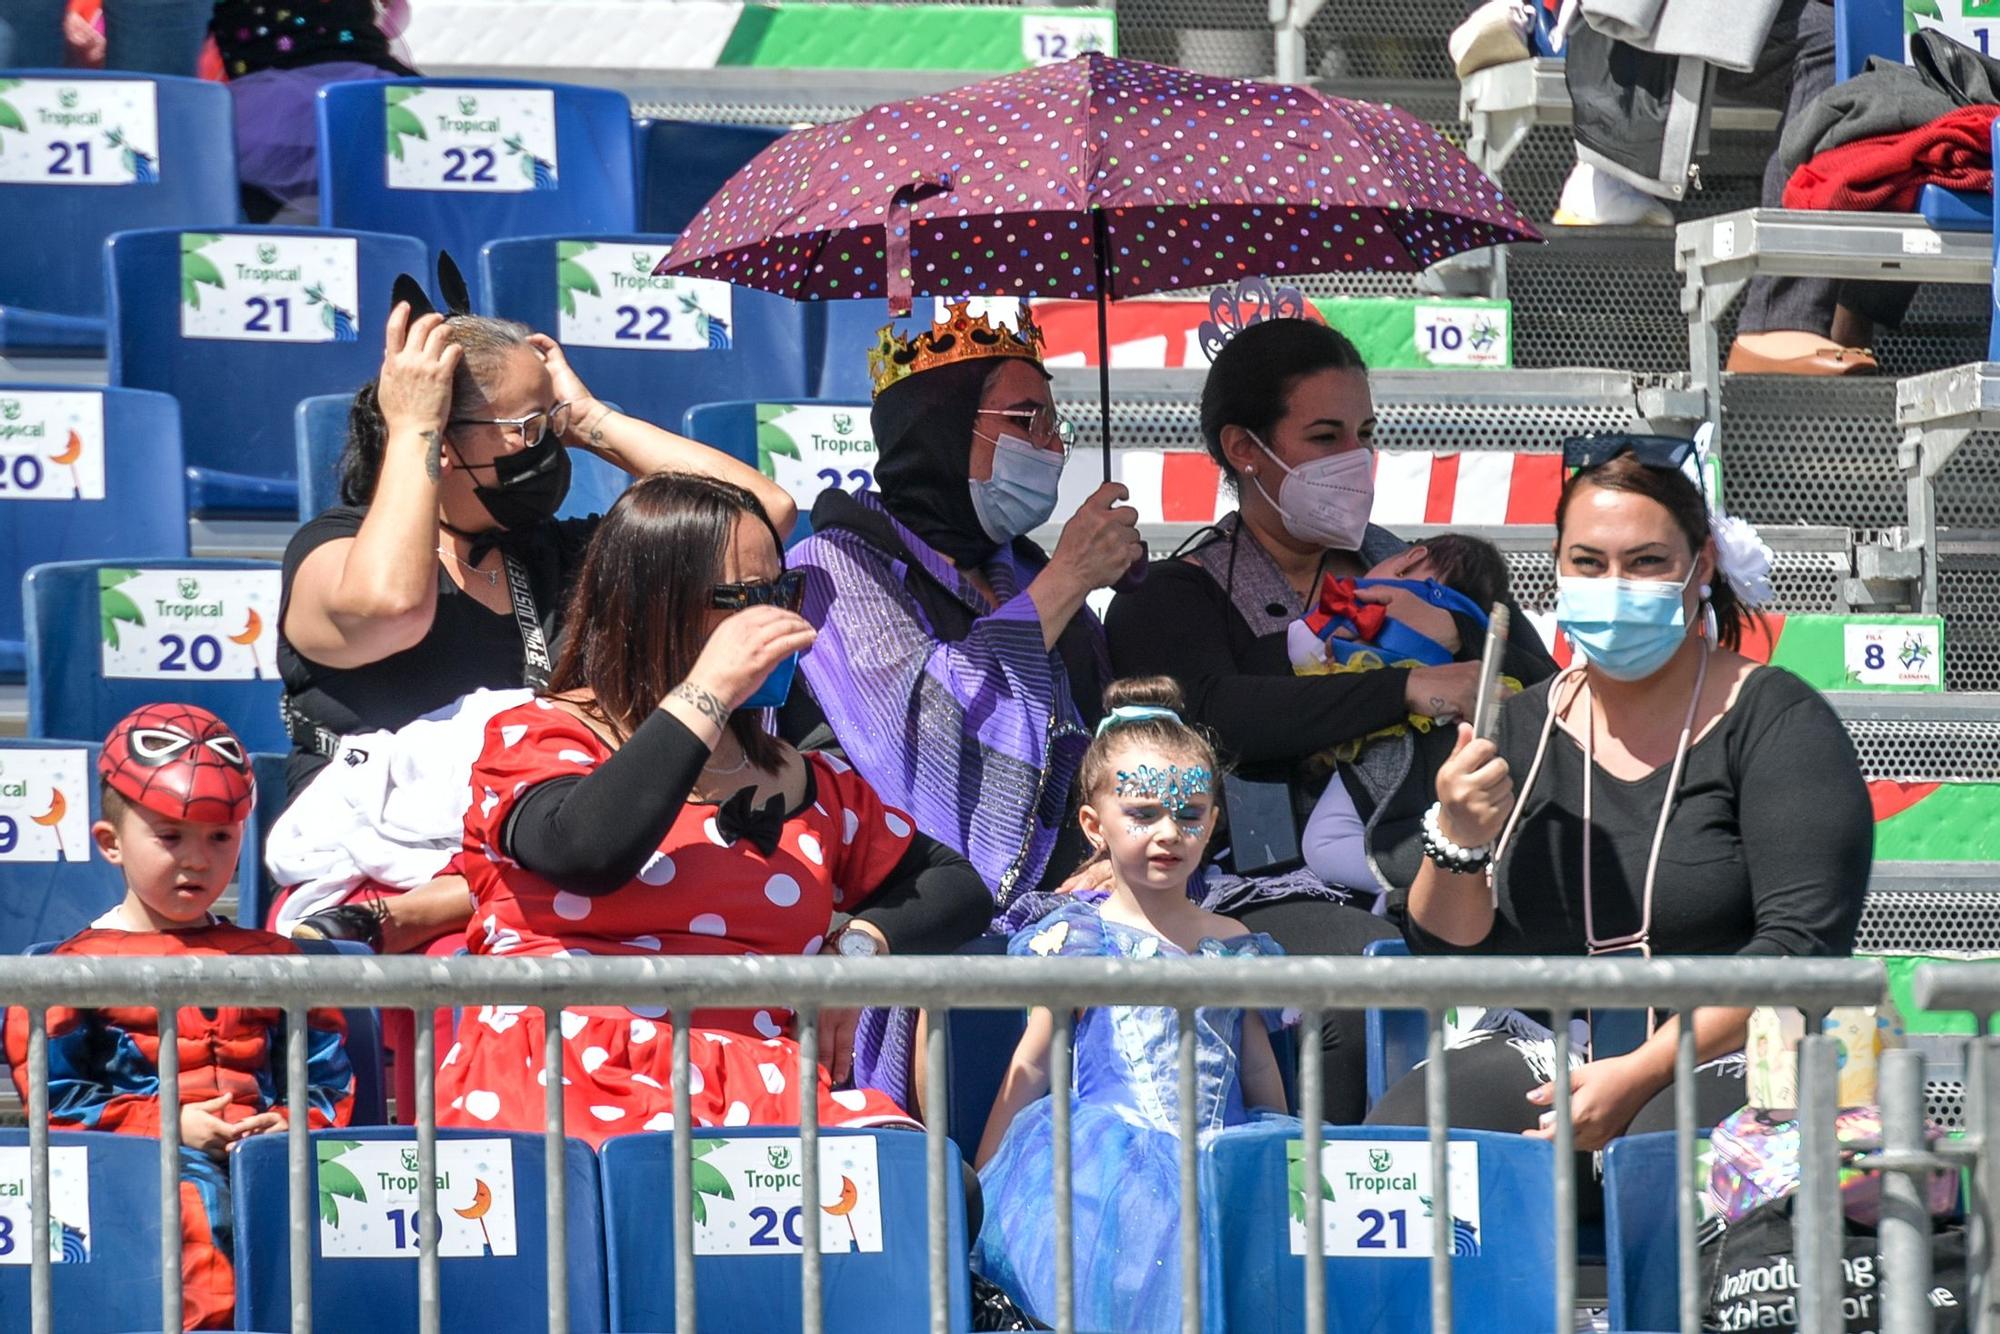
left=831, top=924, right=881, bottom=959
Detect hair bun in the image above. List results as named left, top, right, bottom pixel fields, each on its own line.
left=1101, top=675, right=1185, bottom=715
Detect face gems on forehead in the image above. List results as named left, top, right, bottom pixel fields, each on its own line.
left=1114, top=764, right=1214, bottom=808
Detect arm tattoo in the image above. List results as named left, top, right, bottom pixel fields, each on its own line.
left=587, top=405, right=611, bottom=453
left=422, top=429, right=444, bottom=483
left=669, top=682, right=732, bottom=729
left=1429, top=696, right=1450, bottom=716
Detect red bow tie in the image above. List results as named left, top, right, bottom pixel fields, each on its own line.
left=1302, top=576, right=1388, bottom=643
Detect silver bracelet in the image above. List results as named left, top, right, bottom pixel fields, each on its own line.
left=1421, top=801, right=1493, bottom=873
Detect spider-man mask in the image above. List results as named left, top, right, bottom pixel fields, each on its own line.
left=99, top=704, right=255, bottom=826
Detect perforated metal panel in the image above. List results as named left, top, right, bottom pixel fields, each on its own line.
left=1844, top=719, right=2000, bottom=782
left=1941, top=558, right=2000, bottom=692
left=1927, top=1080, right=1965, bottom=1131
left=1857, top=890, right=2000, bottom=953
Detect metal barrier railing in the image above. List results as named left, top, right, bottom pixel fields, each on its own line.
left=0, top=952, right=1930, bottom=1333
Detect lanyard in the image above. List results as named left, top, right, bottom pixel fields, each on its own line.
left=1492, top=643, right=1710, bottom=952
left=500, top=550, right=552, bottom=690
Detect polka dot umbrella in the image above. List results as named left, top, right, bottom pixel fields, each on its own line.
left=657, top=51, right=1540, bottom=474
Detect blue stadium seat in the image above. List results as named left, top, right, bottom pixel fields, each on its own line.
left=1990, top=122, right=2000, bottom=362
left=1603, top=1131, right=1692, bottom=1333
left=480, top=234, right=812, bottom=474
left=241, top=751, right=291, bottom=934
left=633, top=119, right=785, bottom=235
left=0, top=385, right=189, bottom=681
left=106, top=225, right=426, bottom=517
left=232, top=1128, right=607, bottom=1330
left=319, top=78, right=637, bottom=306
left=0, top=738, right=125, bottom=954
left=0, top=71, right=239, bottom=359
left=946, top=934, right=1025, bottom=1169
left=24, top=557, right=288, bottom=754
left=599, top=1126, right=969, bottom=1332
left=295, top=392, right=354, bottom=522
left=1833, top=0, right=1989, bottom=229
left=1201, top=1121, right=1556, bottom=1332
left=0, top=1129, right=167, bottom=1331
left=287, top=938, right=390, bottom=1128
left=679, top=398, right=855, bottom=545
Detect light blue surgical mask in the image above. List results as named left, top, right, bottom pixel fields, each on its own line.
left=1555, top=568, right=1698, bottom=682
left=968, top=432, right=1065, bottom=543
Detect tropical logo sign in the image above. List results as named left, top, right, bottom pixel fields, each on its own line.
left=754, top=403, right=878, bottom=516
left=316, top=1139, right=519, bottom=1259
left=555, top=242, right=733, bottom=351
left=0, top=391, right=105, bottom=501
left=1285, top=1139, right=1481, bottom=1259
left=0, top=747, right=90, bottom=865
left=1906, top=2, right=1998, bottom=61
left=0, top=1147, right=91, bottom=1263
left=98, top=566, right=280, bottom=682
left=687, top=1135, right=885, bottom=1256
left=179, top=233, right=360, bottom=345
left=384, top=86, right=558, bottom=194
left=0, top=78, right=158, bottom=186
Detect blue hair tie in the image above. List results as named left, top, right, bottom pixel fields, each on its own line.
left=1094, top=705, right=1182, bottom=737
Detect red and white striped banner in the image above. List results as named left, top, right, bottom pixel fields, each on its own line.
left=1059, top=449, right=1564, bottom=530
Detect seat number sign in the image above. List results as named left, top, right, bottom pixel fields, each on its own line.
left=555, top=242, right=734, bottom=351
left=689, top=1136, right=885, bottom=1256
left=317, top=1138, right=519, bottom=1259
left=0, top=1147, right=92, bottom=1263
left=1286, top=1139, right=1482, bottom=1259
left=0, top=78, right=159, bottom=186
left=0, top=391, right=105, bottom=500
left=754, top=403, right=879, bottom=515
left=0, top=748, right=91, bottom=865
left=98, top=566, right=281, bottom=682
left=385, top=86, right=558, bottom=194
left=179, top=233, right=361, bottom=345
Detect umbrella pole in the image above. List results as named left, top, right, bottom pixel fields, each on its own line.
left=1093, top=209, right=1112, bottom=484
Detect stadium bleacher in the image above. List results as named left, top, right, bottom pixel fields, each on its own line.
left=5, top=1, right=2000, bottom=1325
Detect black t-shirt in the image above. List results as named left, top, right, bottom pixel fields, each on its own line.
left=211, top=0, right=413, bottom=77
left=1410, top=666, right=1872, bottom=959
left=276, top=505, right=596, bottom=796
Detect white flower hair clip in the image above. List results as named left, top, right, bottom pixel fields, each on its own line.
left=1684, top=425, right=1774, bottom=610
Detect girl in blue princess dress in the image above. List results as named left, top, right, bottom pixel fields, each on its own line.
left=972, top=676, right=1290, bottom=1333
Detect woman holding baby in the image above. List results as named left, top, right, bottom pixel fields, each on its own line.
left=1105, top=316, right=1557, bottom=1122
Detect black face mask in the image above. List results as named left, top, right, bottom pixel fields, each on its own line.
left=462, top=427, right=571, bottom=532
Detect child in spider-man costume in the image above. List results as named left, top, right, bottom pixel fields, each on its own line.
left=2, top=704, right=354, bottom=1329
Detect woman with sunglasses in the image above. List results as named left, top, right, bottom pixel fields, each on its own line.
left=275, top=301, right=794, bottom=952
left=437, top=471, right=987, bottom=1141
left=1367, top=438, right=1871, bottom=1177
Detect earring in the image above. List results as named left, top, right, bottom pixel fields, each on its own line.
left=1700, top=583, right=1712, bottom=599
left=1703, top=600, right=1719, bottom=643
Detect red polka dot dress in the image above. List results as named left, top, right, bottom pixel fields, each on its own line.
left=437, top=699, right=920, bottom=1145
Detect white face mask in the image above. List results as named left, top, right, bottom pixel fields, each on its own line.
left=968, top=432, right=1065, bottom=543
left=1245, top=433, right=1375, bottom=550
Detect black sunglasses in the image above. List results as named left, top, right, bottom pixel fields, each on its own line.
left=1561, top=432, right=1697, bottom=475
left=710, top=570, right=806, bottom=613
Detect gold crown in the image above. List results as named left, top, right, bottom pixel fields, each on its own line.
left=868, top=300, right=1046, bottom=399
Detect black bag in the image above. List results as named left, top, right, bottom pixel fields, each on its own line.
left=1703, top=1196, right=1969, bottom=1332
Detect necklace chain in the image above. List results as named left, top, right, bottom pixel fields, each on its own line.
left=437, top=545, right=500, bottom=587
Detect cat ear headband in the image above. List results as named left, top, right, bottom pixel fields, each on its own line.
left=390, top=251, right=472, bottom=320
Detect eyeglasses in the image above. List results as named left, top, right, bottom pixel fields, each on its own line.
left=1561, top=432, right=1696, bottom=475
left=448, top=401, right=574, bottom=452
left=976, top=406, right=1075, bottom=452
left=710, top=570, right=806, bottom=613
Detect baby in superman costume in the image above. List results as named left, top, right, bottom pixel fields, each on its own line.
left=3, top=704, right=353, bottom=1328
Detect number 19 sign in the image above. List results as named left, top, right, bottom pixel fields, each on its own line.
left=1287, top=1139, right=1482, bottom=1260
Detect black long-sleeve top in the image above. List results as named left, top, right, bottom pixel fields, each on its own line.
left=1407, top=667, right=1872, bottom=959
left=500, top=709, right=992, bottom=954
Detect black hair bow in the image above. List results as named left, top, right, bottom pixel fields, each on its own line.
left=713, top=785, right=786, bottom=857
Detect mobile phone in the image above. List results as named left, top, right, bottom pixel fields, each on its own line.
left=1220, top=774, right=1303, bottom=876
left=1472, top=603, right=1510, bottom=744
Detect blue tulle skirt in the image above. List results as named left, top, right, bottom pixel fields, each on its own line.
left=973, top=1097, right=1191, bottom=1334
